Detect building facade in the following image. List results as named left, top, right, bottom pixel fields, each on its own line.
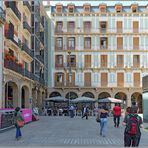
left=0, top=2, right=5, bottom=108
left=3, top=1, right=48, bottom=110
left=47, top=2, right=148, bottom=112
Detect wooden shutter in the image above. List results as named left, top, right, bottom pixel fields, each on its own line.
left=101, top=73, right=108, bottom=86
left=134, top=73, right=140, bottom=87
left=117, top=55, right=123, bottom=67
left=133, top=37, right=139, bottom=50
left=84, top=72, right=91, bottom=86
left=117, top=37, right=123, bottom=50
left=101, top=55, right=107, bottom=67
left=117, top=21, right=122, bottom=33
left=133, top=21, right=139, bottom=33
left=85, top=55, right=91, bottom=68
left=117, top=73, right=124, bottom=87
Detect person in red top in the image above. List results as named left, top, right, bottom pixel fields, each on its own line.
left=113, top=103, right=121, bottom=128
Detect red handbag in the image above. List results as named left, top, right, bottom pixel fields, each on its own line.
left=17, top=120, right=24, bottom=128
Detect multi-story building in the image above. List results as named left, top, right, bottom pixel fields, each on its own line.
left=47, top=2, right=148, bottom=112
left=0, top=2, right=5, bottom=108
left=31, top=1, right=49, bottom=108
left=3, top=1, right=48, bottom=109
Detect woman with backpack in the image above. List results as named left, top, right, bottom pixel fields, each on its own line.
left=122, top=107, right=144, bottom=147
left=14, top=107, right=24, bottom=140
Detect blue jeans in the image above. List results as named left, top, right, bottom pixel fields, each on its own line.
left=16, top=127, right=22, bottom=138
left=100, top=118, right=107, bottom=136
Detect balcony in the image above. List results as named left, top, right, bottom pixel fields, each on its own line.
left=22, top=43, right=33, bottom=57
left=0, top=7, right=5, bottom=24
left=55, top=82, right=65, bottom=87
left=5, top=30, right=20, bottom=48
left=36, top=55, right=44, bottom=64
left=67, top=46, right=75, bottom=50
left=4, top=59, right=22, bottom=75
left=55, top=46, right=63, bottom=51
left=23, top=1, right=31, bottom=12
left=55, top=29, right=63, bottom=33
left=23, top=21, right=31, bottom=34
left=5, top=2, right=21, bottom=21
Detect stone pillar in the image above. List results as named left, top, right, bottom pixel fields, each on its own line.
left=17, top=86, right=22, bottom=108
left=126, top=93, right=131, bottom=107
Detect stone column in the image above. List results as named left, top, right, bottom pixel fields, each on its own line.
left=126, top=93, right=131, bottom=107
left=17, top=86, right=22, bottom=108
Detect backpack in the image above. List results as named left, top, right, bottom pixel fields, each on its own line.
left=126, top=114, right=140, bottom=135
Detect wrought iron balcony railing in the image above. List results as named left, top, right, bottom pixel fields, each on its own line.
left=23, top=1, right=31, bottom=12
left=23, top=21, right=31, bottom=34
left=22, top=42, right=33, bottom=57
left=5, top=1, right=21, bottom=21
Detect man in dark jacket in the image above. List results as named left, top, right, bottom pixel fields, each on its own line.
left=112, top=103, right=121, bottom=128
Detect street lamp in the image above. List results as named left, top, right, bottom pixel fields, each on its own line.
left=68, top=51, right=72, bottom=106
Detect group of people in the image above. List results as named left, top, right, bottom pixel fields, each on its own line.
left=97, top=102, right=143, bottom=147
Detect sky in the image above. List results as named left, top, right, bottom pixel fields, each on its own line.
left=43, top=1, right=148, bottom=6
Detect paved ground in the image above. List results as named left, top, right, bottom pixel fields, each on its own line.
left=0, top=116, right=148, bottom=147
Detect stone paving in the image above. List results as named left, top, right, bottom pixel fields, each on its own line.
left=0, top=116, right=148, bottom=147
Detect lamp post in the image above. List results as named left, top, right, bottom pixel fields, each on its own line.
left=68, top=51, right=72, bottom=107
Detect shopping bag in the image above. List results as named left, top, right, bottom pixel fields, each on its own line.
left=17, top=120, right=25, bottom=128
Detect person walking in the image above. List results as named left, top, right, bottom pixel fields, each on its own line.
left=112, top=103, right=121, bottom=128
left=98, top=105, right=109, bottom=137
left=82, top=106, right=89, bottom=119
left=122, top=107, right=144, bottom=147
left=14, top=107, right=24, bottom=140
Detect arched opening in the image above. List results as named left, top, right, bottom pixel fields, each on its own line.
left=82, top=92, right=95, bottom=98
left=98, top=92, right=111, bottom=99
left=131, top=92, right=142, bottom=113
left=49, top=92, right=61, bottom=98
left=5, top=81, right=18, bottom=108
left=21, top=86, right=29, bottom=108
left=115, top=92, right=127, bottom=109
left=65, top=92, right=78, bottom=100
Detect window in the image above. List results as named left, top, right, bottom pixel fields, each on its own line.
left=56, top=38, right=63, bottom=50
left=84, top=37, right=91, bottom=49
left=110, top=73, right=115, bottom=83
left=134, top=73, right=140, bottom=87
left=117, top=55, right=124, bottom=67
left=117, top=73, right=124, bottom=87
left=101, top=73, right=108, bottom=86
left=100, top=22, right=107, bottom=33
left=116, top=6, right=122, bottom=13
left=68, top=55, right=76, bottom=67
left=133, top=37, right=139, bottom=50
left=56, top=73, right=63, bottom=82
left=84, top=6, right=90, bottom=13
left=100, top=37, right=108, bottom=49
left=68, top=21, right=75, bottom=32
left=68, top=37, right=75, bottom=50
left=101, top=55, right=107, bottom=67
left=56, top=21, right=63, bottom=32
left=100, top=6, right=106, bottom=13
left=132, top=7, right=137, bottom=13
left=133, top=21, right=139, bottom=33
left=126, top=73, right=132, bottom=83
left=55, top=55, right=63, bottom=66
left=117, top=21, right=122, bottom=33
left=117, top=37, right=123, bottom=50
left=69, top=7, right=74, bottom=13
left=56, top=6, right=62, bottom=13
left=133, top=55, right=140, bottom=67
left=84, top=21, right=91, bottom=32
left=85, top=55, right=91, bottom=67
